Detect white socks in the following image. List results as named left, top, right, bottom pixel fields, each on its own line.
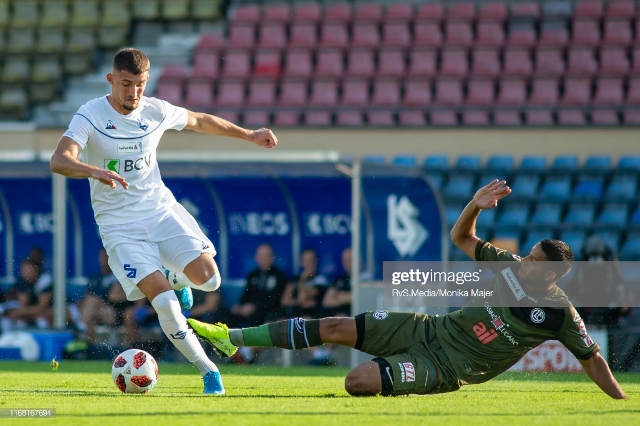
left=151, top=290, right=218, bottom=376
left=166, top=271, right=221, bottom=292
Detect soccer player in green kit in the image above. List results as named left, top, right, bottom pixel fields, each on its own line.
left=188, top=180, right=628, bottom=399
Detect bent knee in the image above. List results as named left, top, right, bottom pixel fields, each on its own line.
left=197, top=273, right=221, bottom=292
left=344, top=364, right=382, bottom=396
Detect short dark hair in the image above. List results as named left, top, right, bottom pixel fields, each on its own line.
left=113, top=48, right=149, bottom=74
left=539, top=239, right=574, bottom=279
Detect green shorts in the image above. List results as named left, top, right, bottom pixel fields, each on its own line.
left=356, top=310, right=462, bottom=396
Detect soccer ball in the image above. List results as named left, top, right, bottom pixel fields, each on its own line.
left=111, top=349, right=158, bottom=394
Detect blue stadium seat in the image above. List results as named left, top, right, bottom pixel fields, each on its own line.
left=559, top=230, right=587, bottom=259
left=582, top=155, right=611, bottom=175
left=595, top=203, right=629, bottom=231
left=530, top=202, right=564, bottom=230
left=508, top=175, right=540, bottom=201
left=571, top=179, right=604, bottom=202
left=630, top=208, right=640, bottom=230
left=617, top=155, right=640, bottom=174
left=362, top=154, right=386, bottom=164
left=423, top=154, right=449, bottom=172
left=484, top=154, right=515, bottom=176
left=425, top=172, right=444, bottom=191
left=593, top=231, right=622, bottom=254
left=453, top=155, right=482, bottom=175
left=518, top=155, right=547, bottom=175
left=476, top=207, right=497, bottom=231
left=539, top=177, right=572, bottom=201
left=618, top=234, right=640, bottom=280
left=392, top=154, right=417, bottom=167
left=442, top=175, right=476, bottom=202
left=445, top=204, right=463, bottom=227
left=562, top=202, right=597, bottom=230
left=548, top=155, right=578, bottom=177
left=604, top=175, right=638, bottom=203
left=521, top=230, right=553, bottom=252
left=496, top=203, right=530, bottom=228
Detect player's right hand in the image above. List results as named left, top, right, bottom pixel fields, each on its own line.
left=93, top=169, right=129, bottom=189
left=472, top=179, right=510, bottom=209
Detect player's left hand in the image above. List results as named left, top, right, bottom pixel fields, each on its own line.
left=250, top=128, right=278, bottom=148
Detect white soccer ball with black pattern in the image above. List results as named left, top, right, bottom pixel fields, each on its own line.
left=111, top=349, right=158, bottom=394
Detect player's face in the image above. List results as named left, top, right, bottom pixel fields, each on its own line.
left=517, top=243, right=552, bottom=285
left=255, top=245, right=275, bottom=270
left=107, top=70, right=149, bottom=113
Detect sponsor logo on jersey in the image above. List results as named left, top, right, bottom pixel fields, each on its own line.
left=373, top=310, right=388, bottom=320
left=106, top=120, right=117, bottom=129
left=473, top=321, right=498, bottom=345
left=484, top=302, right=519, bottom=345
left=583, top=335, right=594, bottom=347
left=574, top=315, right=594, bottom=347
left=117, top=142, right=143, bottom=154
left=530, top=308, right=546, bottom=323
left=501, top=267, right=526, bottom=301
left=402, top=362, right=415, bottom=382
left=105, top=159, right=120, bottom=173
left=171, top=330, right=187, bottom=339
left=124, top=154, right=152, bottom=172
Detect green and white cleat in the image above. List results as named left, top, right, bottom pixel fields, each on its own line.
left=187, top=318, right=238, bottom=357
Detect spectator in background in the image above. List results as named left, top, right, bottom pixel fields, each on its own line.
left=79, top=248, right=134, bottom=352
left=1, top=258, right=52, bottom=331
left=318, top=247, right=353, bottom=318
left=281, top=248, right=329, bottom=319
left=576, top=235, right=628, bottom=328
left=228, top=243, right=288, bottom=363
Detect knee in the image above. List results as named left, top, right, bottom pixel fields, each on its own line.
left=198, top=273, right=221, bottom=292
left=344, top=368, right=378, bottom=397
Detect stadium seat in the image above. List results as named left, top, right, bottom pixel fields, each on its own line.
left=425, top=171, right=445, bottom=191
left=538, top=24, right=569, bottom=48
left=604, top=175, right=638, bottom=202
left=191, top=51, right=220, bottom=82
left=215, top=80, right=245, bottom=108
left=542, top=0, right=573, bottom=21
left=485, top=155, right=515, bottom=176
left=511, top=1, right=540, bottom=22
left=229, top=5, right=260, bottom=24
left=503, top=48, right=533, bottom=77
left=367, top=111, right=395, bottom=126
left=574, top=0, right=604, bottom=19
left=632, top=47, right=640, bottom=74
left=282, top=49, right=312, bottom=78
left=466, top=78, right=495, bottom=106
left=590, top=110, right=619, bottom=125
left=583, top=155, right=612, bottom=174
left=522, top=230, right=553, bottom=253
left=291, top=3, right=322, bottom=25
left=288, top=22, right=318, bottom=48
left=493, top=110, right=522, bottom=126
left=194, top=33, right=224, bottom=53
left=156, top=81, right=183, bottom=106
left=571, top=19, right=601, bottom=47
left=377, top=48, right=407, bottom=78
left=475, top=22, right=505, bottom=47
left=402, top=78, right=432, bottom=107
left=278, top=79, right=307, bottom=107
left=470, top=48, right=500, bottom=78
left=242, top=111, right=271, bottom=127
left=445, top=205, right=464, bottom=227
left=619, top=234, right=640, bottom=261
left=594, top=230, right=622, bottom=253
left=433, top=78, right=464, bottom=106
left=525, top=109, right=554, bottom=126
left=497, top=203, right=531, bottom=228
left=439, top=48, right=469, bottom=78
left=381, top=22, right=411, bottom=48
left=496, top=78, right=527, bottom=106
left=183, top=81, right=214, bottom=111
left=529, top=77, right=560, bottom=106
left=257, top=23, right=287, bottom=50
left=273, top=111, right=300, bottom=127
left=246, top=79, right=277, bottom=107
left=227, top=23, right=255, bottom=49
left=572, top=179, right=604, bottom=202
left=462, top=110, right=491, bottom=126
left=601, top=19, right=632, bottom=46
left=220, top=49, right=251, bottom=79
left=606, top=0, right=635, bottom=18
left=70, top=0, right=100, bottom=27
left=192, top=0, right=223, bottom=20
left=479, top=2, right=508, bottom=22
left=595, top=203, right=630, bottom=230
left=0, top=87, right=28, bottom=119
left=423, top=154, right=449, bottom=172
left=340, top=78, right=369, bottom=107
left=351, top=22, right=380, bottom=48
left=630, top=209, right=640, bottom=230
left=371, top=78, right=401, bottom=107
left=416, top=3, right=445, bottom=22
left=519, top=155, right=547, bottom=175
left=562, top=202, right=597, bottom=230
left=505, top=23, right=537, bottom=48
left=158, top=64, right=188, bottom=84
left=509, top=174, right=541, bottom=200
left=407, top=48, right=437, bottom=77
left=398, top=111, right=427, bottom=126
left=558, top=230, right=587, bottom=258
left=304, top=111, right=332, bottom=126
left=453, top=155, right=482, bottom=174
left=253, top=50, right=281, bottom=77
left=362, top=154, right=386, bottom=164
left=447, top=2, right=477, bottom=21
left=617, top=156, right=640, bottom=174
left=529, top=202, right=564, bottom=229
left=599, top=47, right=630, bottom=76
left=625, top=77, right=640, bottom=104
left=319, top=21, right=349, bottom=48
left=442, top=175, right=476, bottom=202
left=534, top=47, right=565, bottom=76
left=354, top=3, right=383, bottom=22
left=385, top=3, right=414, bottom=23
left=444, top=22, right=474, bottom=47
left=315, top=48, right=344, bottom=78
left=308, top=79, right=339, bottom=107
left=413, top=22, right=443, bottom=47
left=35, top=26, right=66, bottom=55
left=557, top=109, right=587, bottom=125
left=133, top=0, right=160, bottom=20
left=549, top=155, right=579, bottom=176
left=262, top=4, right=290, bottom=23
left=560, top=77, right=592, bottom=106
left=40, top=0, right=69, bottom=27
left=539, top=176, right=572, bottom=200
left=391, top=155, right=417, bottom=167
left=345, top=49, right=375, bottom=78
left=592, top=77, right=623, bottom=106
left=566, top=47, right=597, bottom=76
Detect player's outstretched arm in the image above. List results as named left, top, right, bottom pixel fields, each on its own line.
left=450, top=180, right=511, bottom=259
left=184, top=111, right=277, bottom=148
left=50, top=136, right=129, bottom=189
left=579, top=352, right=628, bottom=399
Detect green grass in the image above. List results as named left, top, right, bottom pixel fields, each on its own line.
left=0, top=361, right=639, bottom=425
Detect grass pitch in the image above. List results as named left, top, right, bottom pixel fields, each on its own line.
left=0, top=360, right=639, bottom=425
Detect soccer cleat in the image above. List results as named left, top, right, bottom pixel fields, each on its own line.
left=187, top=318, right=238, bottom=357
left=174, top=286, right=193, bottom=311
left=202, top=371, right=225, bottom=395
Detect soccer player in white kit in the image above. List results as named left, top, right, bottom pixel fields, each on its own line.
left=50, top=48, right=277, bottom=394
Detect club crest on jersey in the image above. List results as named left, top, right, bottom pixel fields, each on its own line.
left=138, top=118, right=148, bottom=131
left=106, top=120, right=117, bottom=129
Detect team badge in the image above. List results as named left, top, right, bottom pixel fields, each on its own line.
left=373, top=310, right=388, bottom=320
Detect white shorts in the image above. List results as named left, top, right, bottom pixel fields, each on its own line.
left=99, top=202, right=216, bottom=301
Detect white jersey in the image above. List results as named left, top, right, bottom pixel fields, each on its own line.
left=63, top=95, right=188, bottom=226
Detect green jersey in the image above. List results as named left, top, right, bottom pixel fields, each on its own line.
left=435, top=240, right=600, bottom=385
